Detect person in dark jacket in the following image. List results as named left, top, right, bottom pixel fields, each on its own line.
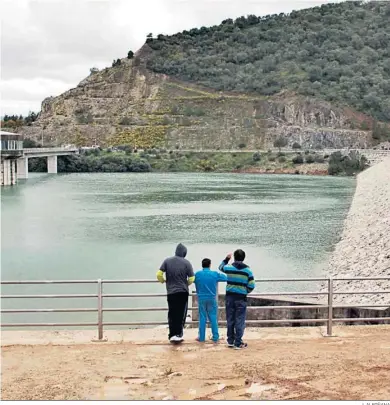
left=157, top=243, right=195, bottom=342
left=219, top=249, right=255, bottom=350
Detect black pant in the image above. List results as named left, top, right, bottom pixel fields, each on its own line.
left=167, top=292, right=189, bottom=339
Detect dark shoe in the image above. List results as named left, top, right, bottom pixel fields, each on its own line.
left=227, top=342, right=234, bottom=348
left=234, top=342, right=248, bottom=350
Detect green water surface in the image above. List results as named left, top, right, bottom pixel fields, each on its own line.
left=1, top=172, right=355, bottom=328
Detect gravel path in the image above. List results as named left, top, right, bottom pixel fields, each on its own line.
left=1, top=326, right=390, bottom=400
left=326, top=159, right=390, bottom=305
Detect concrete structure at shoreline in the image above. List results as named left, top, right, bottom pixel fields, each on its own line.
left=326, top=158, right=390, bottom=305
left=0, top=131, right=23, bottom=186
left=193, top=158, right=390, bottom=325
left=1, top=131, right=78, bottom=186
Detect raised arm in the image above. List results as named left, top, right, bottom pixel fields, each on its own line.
left=218, top=253, right=232, bottom=272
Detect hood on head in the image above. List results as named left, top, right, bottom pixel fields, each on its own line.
left=232, top=261, right=248, bottom=270
left=175, top=243, right=187, bottom=258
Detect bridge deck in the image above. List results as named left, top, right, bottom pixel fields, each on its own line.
left=2, top=325, right=390, bottom=400
left=23, top=147, right=78, bottom=157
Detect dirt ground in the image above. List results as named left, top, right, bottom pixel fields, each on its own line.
left=1, top=325, right=390, bottom=400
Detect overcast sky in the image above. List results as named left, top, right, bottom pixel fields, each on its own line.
left=1, top=0, right=343, bottom=116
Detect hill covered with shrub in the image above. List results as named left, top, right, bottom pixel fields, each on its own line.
left=18, top=1, right=390, bottom=150
left=146, top=1, right=390, bottom=122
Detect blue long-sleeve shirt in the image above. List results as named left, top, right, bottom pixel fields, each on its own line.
left=218, top=258, right=255, bottom=296
left=194, top=268, right=228, bottom=300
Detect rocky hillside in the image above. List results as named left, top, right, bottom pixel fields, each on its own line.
left=19, top=1, right=390, bottom=149
left=147, top=1, right=390, bottom=122
left=20, top=56, right=374, bottom=150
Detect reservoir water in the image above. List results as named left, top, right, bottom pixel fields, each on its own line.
left=1, top=172, right=355, bottom=328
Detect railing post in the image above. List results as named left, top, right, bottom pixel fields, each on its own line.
left=97, top=279, right=103, bottom=340
left=327, top=278, right=333, bottom=337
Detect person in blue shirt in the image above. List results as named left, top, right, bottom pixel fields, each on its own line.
left=194, top=258, right=228, bottom=343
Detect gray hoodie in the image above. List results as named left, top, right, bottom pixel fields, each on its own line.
left=159, top=243, right=194, bottom=295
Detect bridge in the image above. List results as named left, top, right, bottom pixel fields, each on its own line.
left=17, top=147, right=78, bottom=180
left=1, top=131, right=78, bottom=186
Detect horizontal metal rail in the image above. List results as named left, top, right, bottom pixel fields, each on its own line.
left=333, top=317, right=390, bottom=322
left=1, top=277, right=389, bottom=339
left=2, top=291, right=389, bottom=299
left=1, top=323, right=98, bottom=327
left=332, top=277, right=390, bottom=281
left=1, top=294, right=98, bottom=299
left=1, top=305, right=328, bottom=313
left=2, top=308, right=98, bottom=313
left=102, top=319, right=329, bottom=326
left=0, top=280, right=98, bottom=285
left=2, top=276, right=390, bottom=284
left=333, top=291, right=390, bottom=295
left=333, top=304, right=389, bottom=308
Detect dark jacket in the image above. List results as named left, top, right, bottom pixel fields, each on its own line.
left=158, top=243, right=194, bottom=295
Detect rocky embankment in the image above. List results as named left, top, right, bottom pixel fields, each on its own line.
left=18, top=49, right=373, bottom=150
left=234, top=163, right=328, bottom=176
left=327, top=159, right=390, bottom=306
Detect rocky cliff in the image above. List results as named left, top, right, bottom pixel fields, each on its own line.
left=20, top=52, right=374, bottom=150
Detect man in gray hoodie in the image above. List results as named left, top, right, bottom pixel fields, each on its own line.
left=157, top=243, right=195, bottom=342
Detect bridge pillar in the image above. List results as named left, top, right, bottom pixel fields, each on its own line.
left=1, top=159, right=17, bottom=186
left=47, top=155, right=57, bottom=174
left=17, top=157, right=28, bottom=179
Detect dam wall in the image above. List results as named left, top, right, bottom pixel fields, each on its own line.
left=326, top=158, right=390, bottom=306
left=193, top=160, right=390, bottom=326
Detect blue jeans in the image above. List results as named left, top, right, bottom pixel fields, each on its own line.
left=198, top=298, right=219, bottom=342
left=225, top=294, right=247, bottom=346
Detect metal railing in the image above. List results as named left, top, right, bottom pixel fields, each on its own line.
left=1, top=277, right=389, bottom=340
left=23, top=148, right=79, bottom=154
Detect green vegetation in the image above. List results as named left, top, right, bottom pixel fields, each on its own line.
left=292, top=154, right=304, bottom=164
left=252, top=151, right=261, bottom=162
left=305, top=154, right=315, bottom=164
left=110, top=126, right=167, bottom=149
left=372, top=120, right=390, bottom=142
left=292, top=142, right=302, bottom=150
left=273, top=136, right=288, bottom=151
left=328, top=151, right=368, bottom=175
left=28, top=149, right=369, bottom=176
left=75, top=113, right=93, bottom=124
left=29, top=151, right=151, bottom=173
left=1, top=111, right=38, bottom=128
left=183, top=106, right=205, bottom=116
left=112, top=58, right=122, bottom=67
left=146, top=1, right=390, bottom=121
left=127, top=50, right=134, bottom=59
left=23, top=138, right=41, bottom=148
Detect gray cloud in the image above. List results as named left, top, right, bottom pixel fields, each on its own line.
left=1, top=0, right=342, bottom=115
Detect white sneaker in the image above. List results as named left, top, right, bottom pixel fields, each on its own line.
left=170, top=335, right=182, bottom=342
